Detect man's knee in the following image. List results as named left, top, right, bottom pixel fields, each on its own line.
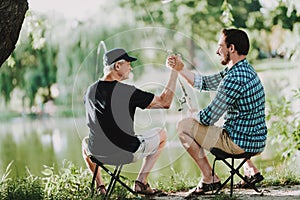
left=82, top=148, right=90, bottom=162
left=158, top=128, right=167, bottom=143
left=177, top=118, right=195, bottom=135
left=82, top=137, right=91, bottom=160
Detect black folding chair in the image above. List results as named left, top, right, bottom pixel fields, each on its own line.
left=210, top=147, right=262, bottom=197
left=89, top=154, right=136, bottom=199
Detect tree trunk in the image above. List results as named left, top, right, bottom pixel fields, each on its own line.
left=0, top=0, right=28, bottom=68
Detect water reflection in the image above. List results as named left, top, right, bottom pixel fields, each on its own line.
left=0, top=118, right=85, bottom=177
left=0, top=115, right=203, bottom=179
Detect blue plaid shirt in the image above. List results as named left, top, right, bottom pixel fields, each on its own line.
left=194, top=59, right=267, bottom=153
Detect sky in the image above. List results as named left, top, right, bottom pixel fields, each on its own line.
left=27, top=0, right=107, bottom=20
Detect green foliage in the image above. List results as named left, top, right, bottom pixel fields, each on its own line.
left=220, top=0, right=234, bottom=27
left=266, top=88, right=300, bottom=160
left=1, top=159, right=300, bottom=199
left=264, top=165, right=300, bottom=186
left=0, top=160, right=135, bottom=199
left=121, top=0, right=300, bottom=62
left=0, top=177, right=44, bottom=200
left=2, top=12, right=59, bottom=109
left=0, top=64, right=15, bottom=104
left=1, top=0, right=300, bottom=114
left=42, top=160, right=91, bottom=199
left=0, top=165, right=44, bottom=200
left=41, top=160, right=132, bottom=199
left=270, top=2, right=300, bottom=31
left=0, top=161, right=13, bottom=184
left=156, top=171, right=197, bottom=192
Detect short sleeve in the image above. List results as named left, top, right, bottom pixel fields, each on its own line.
left=131, top=88, right=154, bottom=109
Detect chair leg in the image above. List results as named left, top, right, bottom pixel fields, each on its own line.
left=231, top=158, right=261, bottom=193
left=215, top=158, right=251, bottom=196
left=214, top=159, right=232, bottom=194
left=110, top=165, right=135, bottom=195
left=235, top=171, right=261, bottom=193
left=106, top=165, right=122, bottom=198
left=91, top=165, right=99, bottom=197
left=98, top=163, right=136, bottom=196
left=230, top=158, right=236, bottom=196
left=110, top=165, right=123, bottom=195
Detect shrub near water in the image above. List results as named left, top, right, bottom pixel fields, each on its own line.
left=0, top=176, right=44, bottom=200
left=0, top=160, right=137, bottom=200
left=266, top=88, right=300, bottom=160
left=42, top=160, right=92, bottom=199
left=0, top=160, right=93, bottom=200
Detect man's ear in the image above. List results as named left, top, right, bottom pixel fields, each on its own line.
left=114, top=62, right=120, bottom=70
left=229, top=44, right=235, bottom=52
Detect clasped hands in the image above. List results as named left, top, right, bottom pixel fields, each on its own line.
left=166, top=54, right=184, bottom=71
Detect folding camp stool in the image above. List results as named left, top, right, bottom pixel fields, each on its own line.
left=89, top=155, right=136, bottom=199
left=210, top=148, right=262, bottom=197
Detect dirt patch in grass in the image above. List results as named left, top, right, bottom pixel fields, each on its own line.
left=146, top=185, right=300, bottom=200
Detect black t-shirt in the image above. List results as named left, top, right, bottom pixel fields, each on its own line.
left=85, top=80, right=154, bottom=157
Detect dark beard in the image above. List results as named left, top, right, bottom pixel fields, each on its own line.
left=221, top=52, right=230, bottom=65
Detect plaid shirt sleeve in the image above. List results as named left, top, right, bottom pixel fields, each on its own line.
left=194, top=68, right=228, bottom=91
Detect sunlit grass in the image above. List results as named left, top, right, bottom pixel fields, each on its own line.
left=263, top=165, right=300, bottom=186
left=156, top=171, right=198, bottom=192
left=1, top=159, right=299, bottom=199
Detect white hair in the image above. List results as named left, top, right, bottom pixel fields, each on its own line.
left=103, top=59, right=126, bottom=75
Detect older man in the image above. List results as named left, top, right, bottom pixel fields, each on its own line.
left=82, top=48, right=179, bottom=195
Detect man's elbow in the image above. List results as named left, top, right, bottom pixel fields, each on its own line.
left=155, top=95, right=173, bottom=109
left=162, top=104, right=170, bottom=109
left=161, top=101, right=171, bottom=109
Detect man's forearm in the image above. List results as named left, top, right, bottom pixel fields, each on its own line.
left=160, top=69, right=178, bottom=107
left=179, top=68, right=195, bottom=87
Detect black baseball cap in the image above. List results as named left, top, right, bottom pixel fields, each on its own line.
left=103, top=48, right=137, bottom=66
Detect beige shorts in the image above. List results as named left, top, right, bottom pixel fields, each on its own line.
left=177, top=118, right=245, bottom=154
left=132, top=128, right=161, bottom=162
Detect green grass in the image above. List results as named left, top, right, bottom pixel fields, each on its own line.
left=0, top=160, right=299, bottom=200
left=156, top=171, right=198, bottom=192
left=0, top=177, right=44, bottom=200
left=263, top=165, right=300, bottom=186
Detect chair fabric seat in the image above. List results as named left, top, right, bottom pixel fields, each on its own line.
left=210, top=147, right=258, bottom=159
left=89, top=152, right=133, bottom=165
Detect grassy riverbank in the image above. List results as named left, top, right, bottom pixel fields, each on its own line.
left=0, top=160, right=299, bottom=200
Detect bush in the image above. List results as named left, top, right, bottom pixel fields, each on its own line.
left=42, top=160, right=92, bottom=199
left=0, top=177, right=44, bottom=200
left=266, top=88, right=300, bottom=160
